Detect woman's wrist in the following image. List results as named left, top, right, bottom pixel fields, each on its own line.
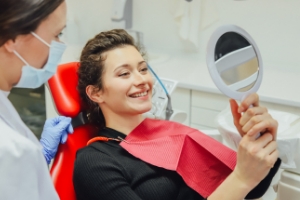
left=231, top=169, right=256, bottom=193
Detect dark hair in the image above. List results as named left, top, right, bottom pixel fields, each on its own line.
left=0, top=0, right=64, bottom=46
left=78, top=29, right=145, bottom=129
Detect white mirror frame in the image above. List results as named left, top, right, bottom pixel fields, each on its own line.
left=206, top=24, right=263, bottom=100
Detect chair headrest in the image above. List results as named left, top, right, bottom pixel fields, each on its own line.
left=47, top=62, right=85, bottom=118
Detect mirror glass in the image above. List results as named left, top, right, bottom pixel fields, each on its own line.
left=207, top=25, right=263, bottom=100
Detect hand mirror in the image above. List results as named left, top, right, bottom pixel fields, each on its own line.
left=206, top=24, right=263, bottom=101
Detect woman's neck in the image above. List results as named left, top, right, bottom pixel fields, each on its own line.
left=0, top=47, right=15, bottom=91
left=104, top=111, right=145, bottom=135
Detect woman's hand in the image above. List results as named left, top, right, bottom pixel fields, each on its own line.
left=208, top=94, right=280, bottom=200
left=229, top=93, right=279, bottom=189
left=229, top=93, right=278, bottom=139
left=233, top=131, right=279, bottom=189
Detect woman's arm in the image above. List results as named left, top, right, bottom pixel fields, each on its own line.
left=208, top=93, right=279, bottom=200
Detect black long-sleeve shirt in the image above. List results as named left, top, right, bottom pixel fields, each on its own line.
left=73, top=127, right=281, bottom=200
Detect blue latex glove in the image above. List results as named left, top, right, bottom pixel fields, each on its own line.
left=40, top=116, right=74, bottom=164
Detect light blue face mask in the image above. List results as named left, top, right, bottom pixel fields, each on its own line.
left=13, top=32, right=67, bottom=89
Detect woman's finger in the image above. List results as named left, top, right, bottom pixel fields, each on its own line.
left=247, top=131, right=273, bottom=145
left=258, top=143, right=279, bottom=168
left=229, top=99, right=244, bottom=136
left=266, top=149, right=279, bottom=168
left=247, top=118, right=278, bottom=139
left=239, top=106, right=268, bottom=126
left=241, top=114, right=265, bottom=134
left=238, top=93, right=259, bottom=113
left=261, top=140, right=277, bottom=154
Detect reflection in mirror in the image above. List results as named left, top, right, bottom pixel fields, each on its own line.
left=214, top=32, right=259, bottom=92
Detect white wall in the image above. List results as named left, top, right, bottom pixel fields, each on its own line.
left=64, top=0, right=300, bottom=70
left=47, top=0, right=300, bottom=118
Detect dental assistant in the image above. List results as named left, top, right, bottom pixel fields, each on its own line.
left=0, top=0, right=71, bottom=199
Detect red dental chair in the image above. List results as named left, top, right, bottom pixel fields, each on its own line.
left=48, top=62, right=97, bottom=200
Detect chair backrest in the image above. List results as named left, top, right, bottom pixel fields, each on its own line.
left=48, top=62, right=97, bottom=200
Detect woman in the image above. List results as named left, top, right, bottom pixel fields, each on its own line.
left=73, top=29, right=280, bottom=200
left=0, top=0, right=72, bottom=199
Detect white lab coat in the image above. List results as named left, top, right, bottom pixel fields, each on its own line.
left=0, top=90, right=59, bottom=200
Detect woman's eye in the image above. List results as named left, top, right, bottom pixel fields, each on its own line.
left=119, top=72, right=130, bottom=77
left=141, top=67, right=148, bottom=72
left=56, top=32, right=63, bottom=38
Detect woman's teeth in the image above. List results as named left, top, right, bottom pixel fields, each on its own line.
left=131, top=91, right=147, bottom=97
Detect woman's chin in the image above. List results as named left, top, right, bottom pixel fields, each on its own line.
left=127, top=102, right=152, bottom=115
left=136, top=106, right=152, bottom=115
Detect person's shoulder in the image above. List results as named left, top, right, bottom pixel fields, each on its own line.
left=75, top=142, right=116, bottom=166
left=77, top=141, right=112, bottom=156
left=74, top=141, right=124, bottom=180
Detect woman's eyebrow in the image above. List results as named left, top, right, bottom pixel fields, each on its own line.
left=138, top=61, right=146, bottom=66
left=114, top=64, right=130, bottom=72
left=114, top=61, right=146, bottom=72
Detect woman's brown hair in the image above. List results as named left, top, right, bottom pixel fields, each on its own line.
left=78, top=29, right=145, bottom=130
left=0, top=0, right=64, bottom=46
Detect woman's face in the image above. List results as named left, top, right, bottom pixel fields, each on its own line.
left=0, top=1, right=67, bottom=90
left=14, top=1, right=67, bottom=70
left=98, top=45, right=153, bottom=116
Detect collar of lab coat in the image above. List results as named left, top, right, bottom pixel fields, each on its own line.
left=2, top=90, right=10, bottom=97
left=0, top=90, right=40, bottom=146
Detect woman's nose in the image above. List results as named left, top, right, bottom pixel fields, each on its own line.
left=133, top=72, right=146, bottom=86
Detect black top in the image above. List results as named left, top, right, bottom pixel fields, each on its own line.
left=73, top=127, right=281, bottom=200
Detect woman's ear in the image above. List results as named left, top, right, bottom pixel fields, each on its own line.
left=3, top=39, right=18, bottom=53
left=86, top=85, right=104, bottom=104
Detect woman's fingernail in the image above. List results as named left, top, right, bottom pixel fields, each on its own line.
left=238, top=107, right=242, bottom=113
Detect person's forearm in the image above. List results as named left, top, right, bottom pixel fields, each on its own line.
left=207, top=172, right=252, bottom=200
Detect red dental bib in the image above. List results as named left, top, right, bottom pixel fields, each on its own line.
left=120, top=118, right=236, bottom=197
